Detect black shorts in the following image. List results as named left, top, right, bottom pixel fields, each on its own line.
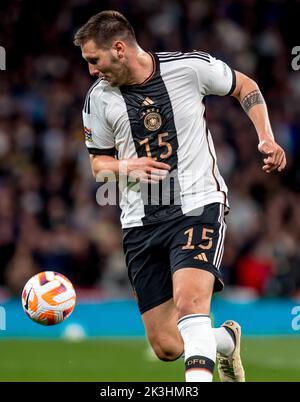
left=122, top=203, right=227, bottom=314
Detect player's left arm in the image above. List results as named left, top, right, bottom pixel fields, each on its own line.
left=231, top=71, right=286, bottom=173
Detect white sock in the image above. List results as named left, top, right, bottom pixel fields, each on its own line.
left=178, top=314, right=216, bottom=382
left=213, top=327, right=235, bottom=356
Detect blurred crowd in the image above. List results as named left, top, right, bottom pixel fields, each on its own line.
left=0, top=0, right=299, bottom=300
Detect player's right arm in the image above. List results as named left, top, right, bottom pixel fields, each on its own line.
left=90, top=154, right=170, bottom=184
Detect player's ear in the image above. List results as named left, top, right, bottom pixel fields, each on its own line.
left=113, top=41, right=125, bottom=59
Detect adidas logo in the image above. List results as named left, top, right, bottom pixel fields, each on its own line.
left=142, top=97, right=154, bottom=106
left=193, top=253, right=208, bottom=262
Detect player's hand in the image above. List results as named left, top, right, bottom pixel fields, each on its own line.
left=258, top=139, right=286, bottom=173
left=122, top=157, right=171, bottom=184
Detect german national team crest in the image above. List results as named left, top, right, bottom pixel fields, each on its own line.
left=142, top=108, right=162, bottom=132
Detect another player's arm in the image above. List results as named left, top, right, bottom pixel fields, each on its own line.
left=90, top=154, right=170, bottom=183
left=231, top=71, right=286, bottom=173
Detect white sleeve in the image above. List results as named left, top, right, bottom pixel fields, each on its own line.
left=83, top=89, right=116, bottom=156
left=193, top=53, right=236, bottom=97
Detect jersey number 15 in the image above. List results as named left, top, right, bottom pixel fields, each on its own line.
left=139, top=132, right=173, bottom=160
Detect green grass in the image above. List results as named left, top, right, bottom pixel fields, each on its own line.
left=0, top=337, right=299, bottom=382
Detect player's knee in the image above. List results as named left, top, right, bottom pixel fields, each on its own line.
left=152, top=344, right=182, bottom=362
left=174, top=294, right=210, bottom=318
left=149, top=337, right=182, bottom=362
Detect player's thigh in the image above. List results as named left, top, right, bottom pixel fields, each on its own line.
left=142, top=298, right=177, bottom=337
left=172, top=268, right=215, bottom=315
left=123, top=226, right=173, bottom=315
left=170, top=203, right=226, bottom=294
left=142, top=298, right=181, bottom=351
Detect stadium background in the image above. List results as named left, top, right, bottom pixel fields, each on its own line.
left=0, top=0, right=300, bottom=382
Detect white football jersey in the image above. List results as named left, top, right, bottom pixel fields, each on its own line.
left=83, top=51, right=236, bottom=228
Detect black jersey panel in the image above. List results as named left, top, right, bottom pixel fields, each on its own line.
left=120, top=54, right=183, bottom=225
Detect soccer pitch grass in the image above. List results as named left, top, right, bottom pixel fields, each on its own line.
left=0, top=337, right=299, bottom=382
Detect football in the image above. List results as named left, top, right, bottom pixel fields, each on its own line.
left=21, top=271, right=76, bottom=326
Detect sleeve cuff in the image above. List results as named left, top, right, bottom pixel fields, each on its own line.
left=226, top=68, right=236, bottom=96
left=87, top=147, right=116, bottom=156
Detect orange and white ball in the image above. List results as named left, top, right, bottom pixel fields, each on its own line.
left=22, top=271, right=76, bottom=325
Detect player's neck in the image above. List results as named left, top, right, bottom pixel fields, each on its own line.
left=126, top=46, right=154, bottom=86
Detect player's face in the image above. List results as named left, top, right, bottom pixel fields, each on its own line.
left=82, top=40, right=130, bottom=87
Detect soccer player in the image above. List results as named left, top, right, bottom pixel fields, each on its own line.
left=74, top=10, right=286, bottom=382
